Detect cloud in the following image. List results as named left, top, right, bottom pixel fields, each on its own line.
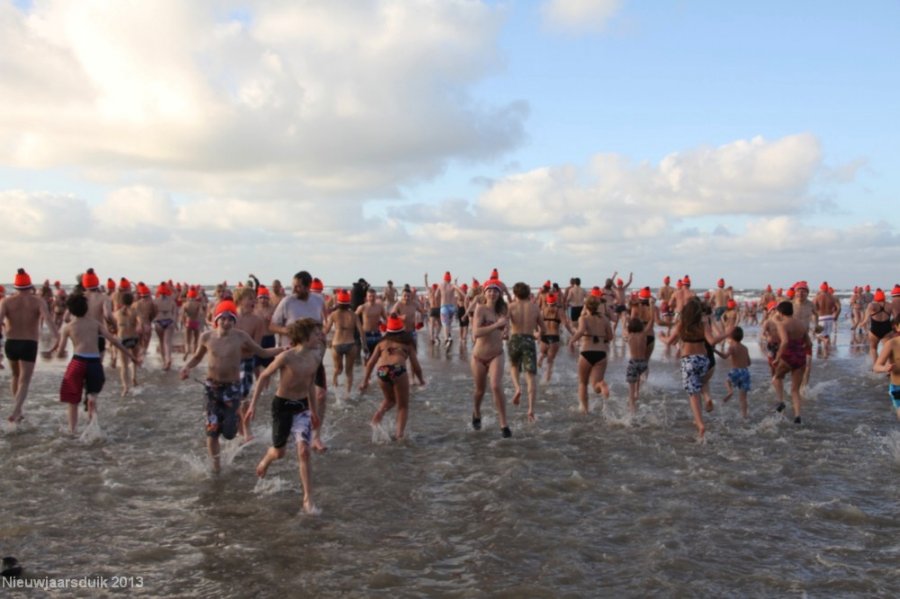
left=0, top=0, right=526, bottom=197
left=473, top=133, right=823, bottom=238
left=541, top=0, right=622, bottom=34
left=0, top=190, right=91, bottom=240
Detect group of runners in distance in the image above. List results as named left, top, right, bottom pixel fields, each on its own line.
left=2, top=266, right=899, bottom=512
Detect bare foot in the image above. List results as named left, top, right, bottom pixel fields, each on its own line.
left=256, top=457, right=270, bottom=478
left=697, top=423, right=706, bottom=439
left=311, top=438, right=328, bottom=453
left=722, top=391, right=733, bottom=404
left=512, top=389, right=521, bottom=406
left=705, top=399, right=714, bottom=413
left=302, top=498, right=317, bottom=514
left=527, top=410, right=535, bottom=423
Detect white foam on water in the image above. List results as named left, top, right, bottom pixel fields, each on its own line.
left=220, top=437, right=254, bottom=466
left=253, top=476, right=292, bottom=496
left=370, top=421, right=393, bottom=444
left=79, top=416, right=107, bottom=444
left=882, top=430, right=900, bottom=464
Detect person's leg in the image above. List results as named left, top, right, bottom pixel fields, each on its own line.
left=791, top=367, right=805, bottom=422
left=297, top=443, right=314, bottom=513
left=577, top=357, right=590, bottom=414
left=207, top=436, right=221, bottom=473
left=394, top=374, right=411, bottom=439
left=9, top=360, right=36, bottom=422
left=470, top=357, right=488, bottom=428
left=256, top=446, right=286, bottom=477
left=488, top=356, right=508, bottom=431
left=372, top=380, right=397, bottom=425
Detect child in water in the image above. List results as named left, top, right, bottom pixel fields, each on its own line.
left=625, top=316, right=654, bottom=414
left=57, top=294, right=140, bottom=433
left=717, top=326, right=752, bottom=418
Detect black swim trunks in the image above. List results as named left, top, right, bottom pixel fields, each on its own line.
left=4, top=339, right=38, bottom=363
left=271, top=395, right=311, bottom=449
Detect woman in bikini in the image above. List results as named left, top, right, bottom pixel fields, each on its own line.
left=664, top=296, right=732, bottom=439
left=864, top=289, right=892, bottom=362
left=359, top=315, right=425, bottom=440
left=568, top=295, right=613, bottom=414
left=324, top=290, right=363, bottom=398
left=115, top=292, right=141, bottom=395
left=470, top=280, right=511, bottom=437
left=153, top=283, right=177, bottom=370
left=539, top=293, right=572, bottom=383
left=772, top=301, right=812, bottom=424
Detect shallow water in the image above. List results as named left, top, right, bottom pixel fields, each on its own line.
left=1, top=319, right=898, bottom=597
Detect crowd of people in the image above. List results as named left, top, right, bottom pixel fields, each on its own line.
left=2, top=267, right=898, bottom=512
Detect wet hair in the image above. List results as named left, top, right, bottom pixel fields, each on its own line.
left=293, top=271, right=312, bottom=287
left=584, top=296, right=600, bottom=315
left=287, top=318, right=320, bottom=346
left=731, top=326, right=744, bottom=342
left=121, top=292, right=134, bottom=307
left=776, top=301, right=793, bottom=316
left=67, top=294, right=89, bottom=317
left=680, top=297, right=705, bottom=340
left=627, top=317, right=644, bottom=334
left=512, top=282, right=530, bottom=300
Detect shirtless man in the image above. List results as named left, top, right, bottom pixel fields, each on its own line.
left=246, top=318, right=324, bottom=513
left=669, top=275, right=696, bottom=316
left=52, top=285, right=68, bottom=330
left=269, top=271, right=329, bottom=452
left=383, top=280, right=398, bottom=314
left=134, top=283, right=157, bottom=355
left=507, top=283, right=546, bottom=422
left=609, top=271, right=633, bottom=337
left=792, top=281, right=817, bottom=386
left=427, top=271, right=466, bottom=347
left=566, top=277, right=586, bottom=325
left=180, top=300, right=283, bottom=472
left=235, top=287, right=269, bottom=440
left=711, top=278, right=731, bottom=322
left=356, top=287, right=387, bottom=363
left=154, top=282, right=178, bottom=370
left=253, top=286, right=277, bottom=389
left=182, top=287, right=204, bottom=359
left=813, top=282, right=840, bottom=349
left=1, top=269, right=59, bottom=422
left=393, top=286, right=426, bottom=349
left=270, top=279, right=287, bottom=304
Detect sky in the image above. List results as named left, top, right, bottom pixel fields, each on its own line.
left=1, top=0, right=898, bottom=290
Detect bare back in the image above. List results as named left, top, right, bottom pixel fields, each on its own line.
left=1, top=292, right=49, bottom=340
